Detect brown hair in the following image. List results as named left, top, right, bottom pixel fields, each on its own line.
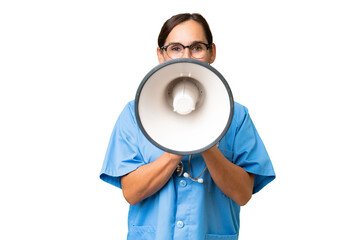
left=158, top=13, right=213, bottom=48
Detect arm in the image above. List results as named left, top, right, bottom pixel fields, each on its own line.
left=201, top=146, right=255, bottom=206
left=121, top=152, right=182, bottom=205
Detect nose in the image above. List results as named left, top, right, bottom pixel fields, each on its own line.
left=182, top=47, right=191, bottom=58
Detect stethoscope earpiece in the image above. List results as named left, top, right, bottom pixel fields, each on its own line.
left=181, top=154, right=207, bottom=184
left=183, top=172, right=204, bottom=183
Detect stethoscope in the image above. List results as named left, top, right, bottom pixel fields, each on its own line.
left=175, top=155, right=207, bottom=183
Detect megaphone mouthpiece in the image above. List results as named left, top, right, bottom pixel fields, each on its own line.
left=172, top=79, right=200, bottom=115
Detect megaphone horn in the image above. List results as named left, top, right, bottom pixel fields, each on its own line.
left=135, top=58, right=234, bottom=155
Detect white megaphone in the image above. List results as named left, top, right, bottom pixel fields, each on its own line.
left=135, top=58, right=234, bottom=155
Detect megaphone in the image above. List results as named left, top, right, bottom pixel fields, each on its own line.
left=135, top=58, right=234, bottom=155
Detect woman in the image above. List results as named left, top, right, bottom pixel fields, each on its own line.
left=100, top=13, right=275, bottom=240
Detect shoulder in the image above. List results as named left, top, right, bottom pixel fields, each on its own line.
left=117, top=100, right=136, bottom=122
left=232, top=102, right=249, bottom=125
left=234, top=102, right=248, bottom=114
left=112, top=100, right=138, bottom=133
left=123, top=100, right=136, bottom=116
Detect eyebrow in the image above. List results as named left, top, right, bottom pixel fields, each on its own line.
left=165, top=41, right=207, bottom=46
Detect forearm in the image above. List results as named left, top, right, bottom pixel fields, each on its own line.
left=121, top=152, right=182, bottom=205
left=201, top=146, right=254, bottom=206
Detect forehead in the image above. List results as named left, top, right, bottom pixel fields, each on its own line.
left=165, top=20, right=207, bottom=45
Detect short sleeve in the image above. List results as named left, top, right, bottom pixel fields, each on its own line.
left=99, top=101, right=145, bottom=189
left=232, top=104, right=275, bottom=194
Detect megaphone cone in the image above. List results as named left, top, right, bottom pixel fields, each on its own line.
left=135, top=58, right=234, bottom=155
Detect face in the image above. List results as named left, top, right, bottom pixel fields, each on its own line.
left=157, top=20, right=216, bottom=64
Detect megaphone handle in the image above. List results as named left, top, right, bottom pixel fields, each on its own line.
left=176, top=161, right=184, bottom=176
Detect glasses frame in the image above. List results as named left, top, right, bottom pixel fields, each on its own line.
left=160, top=42, right=212, bottom=59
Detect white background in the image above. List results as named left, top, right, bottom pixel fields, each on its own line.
left=1, top=0, right=359, bottom=239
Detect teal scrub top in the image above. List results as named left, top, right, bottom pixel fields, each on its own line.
left=100, top=100, right=275, bottom=240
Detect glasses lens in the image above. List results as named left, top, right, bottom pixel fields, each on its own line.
left=166, top=43, right=184, bottom=59
left=164, top=42, right=209, bottom=59
left=190, top=43, right=207, bottom=59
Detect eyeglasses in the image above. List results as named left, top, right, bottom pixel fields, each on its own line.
left=161, top=42, right=211, bottom=59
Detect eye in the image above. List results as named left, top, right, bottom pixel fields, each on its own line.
left=169, top=44, right=183, bottom=53
left=191, top=43, right=205, bottom=52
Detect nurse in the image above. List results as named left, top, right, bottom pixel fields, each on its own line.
left=100, top=13, right=275, bottom=240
